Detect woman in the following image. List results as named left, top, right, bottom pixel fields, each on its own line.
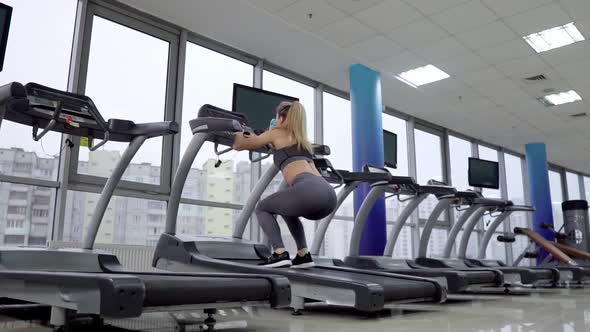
left=233, top=101, right=337, bottom=268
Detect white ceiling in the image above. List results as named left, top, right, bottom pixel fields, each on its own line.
left=118, top=0, right=590, bottom=174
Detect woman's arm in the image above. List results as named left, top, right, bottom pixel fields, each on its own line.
left=233, top=130, right=275, bottom=151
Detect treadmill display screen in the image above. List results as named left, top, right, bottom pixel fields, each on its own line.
left=232, top=84, right=298, bottom=133
left=383, top=130, right=397, bottom=169
left=468, top=157, right=499, bottom=189
left=0, top=3, right=12, bottom=72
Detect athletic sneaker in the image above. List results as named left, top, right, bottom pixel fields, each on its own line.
left=291, top=253, right=315, bottom=269
left=259, top=252, right=292, bottom=268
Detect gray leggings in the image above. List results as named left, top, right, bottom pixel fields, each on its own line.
left=256, top=172, right=337, bottom=251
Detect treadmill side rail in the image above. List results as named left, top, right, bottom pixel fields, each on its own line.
left=0, top=271, right=145, bottom=318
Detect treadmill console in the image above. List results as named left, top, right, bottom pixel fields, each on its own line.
left=27, top=83, right=105, bottom=125
left=313, top=158, right=345, bottom=185
left=312, top=144, right=331, bottom=156
left=0, top=82, right=178, bottom=149
left=195, top=104, right=272, bottom=161
left=198, top=103, right=249, bottom=128
left=3, top=82, right=109, bottom=140
left=197, top=104, right=256, bottom=147
left=362, top=164, right=417, bottom=194
left=363, top=164, right=390, bottom=175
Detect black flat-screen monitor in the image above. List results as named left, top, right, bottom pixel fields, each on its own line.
left=383, top=130, right=397, bottom=169
left=232, top=84, right=298, bottom=133
left=468, top=157, right=499, bottom=189
left=0, top=3, right=12, bottom=72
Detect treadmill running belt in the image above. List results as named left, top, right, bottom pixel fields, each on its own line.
left=378, top=275, right=437, bottom=302
left=461, top=270, right=497, bottom=285
left=310, top=269, right=437, bottom=302
left=507, top=268, right=554, bottom=280
left=139, top=275, right=272, bottom=307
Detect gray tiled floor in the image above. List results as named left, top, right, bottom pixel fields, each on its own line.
left=2, top=288, right=590, bottom=331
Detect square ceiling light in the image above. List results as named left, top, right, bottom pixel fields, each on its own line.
left=396, top=64, right=450, bottom=87
left=540, top=90, right=582, bottom=106
left=524, top=22, right=585, bottom=53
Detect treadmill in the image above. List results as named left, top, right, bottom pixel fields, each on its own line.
left=153, top=104, right=447, bottom=314
left=0, top=82, right=291, bottom=329
left=309, top=163, right=504, bottom=293
left=416, top=190, right=560, bottom=286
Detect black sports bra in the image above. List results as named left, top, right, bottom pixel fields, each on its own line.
left=273, top=144, right=313, bottom=170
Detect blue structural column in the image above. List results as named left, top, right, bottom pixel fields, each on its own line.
left=349, top=64, right=386, bottom=256
left=525, top=142, right=556, bottom=265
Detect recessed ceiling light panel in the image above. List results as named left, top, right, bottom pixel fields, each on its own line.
left=540, top=90, right=582, bottom=106
left=396, top=64, right=450, bottom=87
left=524, top=22, right=585, bottom=53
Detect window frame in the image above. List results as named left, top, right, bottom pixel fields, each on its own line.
left=67, top=3, right=180, bottom=196
left=413, top=123, right=448, bottom=227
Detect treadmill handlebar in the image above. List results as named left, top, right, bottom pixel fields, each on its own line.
left=197, top=104, right=248, bottom=125
left=455, top=190, right=482, bottom=199
left=0, top=82, right=179, bottom=142
left=496, top=234, right=516, bottom=243
left=108, top=119, right=179, bottom=138
left=0, top=81, right=26, bottom=101
left=312, top=144, right=331, bottom=156
left=189, top=117, right=243, bottom=135
left=416, top=184, right=457, bottom=196
left=505, top=205, right=534, bottom=212
left=473, top=198, right=512, bottom=207
left=426, top=179, right=447, bottom=186
left=313, top=158, right=345, bottom=186
left=388, top=175, right=417, bottom=185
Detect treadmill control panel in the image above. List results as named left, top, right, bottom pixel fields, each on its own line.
left=0, top=82, right=109, bottom=139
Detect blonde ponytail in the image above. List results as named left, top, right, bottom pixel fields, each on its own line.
left=276, top=101, right=312, bottom=154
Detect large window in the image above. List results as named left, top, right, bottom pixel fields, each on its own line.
left=478, top=146, right=501, bottom=200
left=64, top=191, right=169, bottom=246
left=0, top=0, right=77, bottom=181
left=504, top=154, right=528, bottom=264
left=478, top=146, right=501, bottom=259
left=81, top=16, right=170, bottom=184
left=449, top=136, right=472, bottom=191
left=415, top=129, right=445, bottom=257
left=389, top=224, right=413, bottom=259
left=549, top=170, right=565, bottom=230
left=323, top=93, right=352, bottom=217
left=181, top=43, right=253, bottom=204
left=414, top=129, right=444, bottom=221
left=383, top=114, right=408, bottom=177
left=322, top=93, right=352, bottom=259
left=585, top=177, right=590, bottom=200
left=447, top=136, right=478, bottom=258
left=448, top=135, right=473, bottom=223
left=415, top=129, right=443, bottom=185
left=566, top=172, right=581, bottom=200
left=324, top=219, right=352, bottom=260
left=383, top=114, right=411, bottom=258
left=478, top=146, right=500, bottom=226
